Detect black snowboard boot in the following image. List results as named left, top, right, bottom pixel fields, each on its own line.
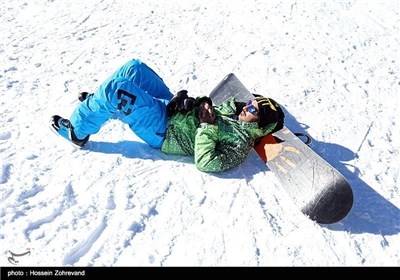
left=50, top=115, right=90, bottom=148
left=78, top=92, right=93, bottom=102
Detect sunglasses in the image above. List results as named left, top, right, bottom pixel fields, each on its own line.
left=246, top=100, right=258, bottom=115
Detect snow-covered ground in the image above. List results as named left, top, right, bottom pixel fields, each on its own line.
left=1, top=0, right=399, bottom=266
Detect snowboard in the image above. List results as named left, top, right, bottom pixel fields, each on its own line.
left=209, top=73, right=353, bottom=224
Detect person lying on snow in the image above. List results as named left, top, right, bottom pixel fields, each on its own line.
left=51, top=59, right=284, bottom=172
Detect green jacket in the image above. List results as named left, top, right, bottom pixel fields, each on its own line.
left=161, top=97, right=277, bottom=172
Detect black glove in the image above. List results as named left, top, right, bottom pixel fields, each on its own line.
left=178, top=96, right=195, bottom=114
left=166, top=90, right=194, bottom=117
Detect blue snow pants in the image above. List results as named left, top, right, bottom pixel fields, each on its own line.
left=69, top=59, right=173, bottom=148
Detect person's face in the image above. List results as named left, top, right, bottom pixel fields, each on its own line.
left=238, top=100, right=259, bottom=123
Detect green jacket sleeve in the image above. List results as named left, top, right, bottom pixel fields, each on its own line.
left=194, top=123, right=225, bottom=172
left=194, top=121, right=256, bottom=172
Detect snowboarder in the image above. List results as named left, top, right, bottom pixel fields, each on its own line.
left=51, top=58, right=284, bottom=172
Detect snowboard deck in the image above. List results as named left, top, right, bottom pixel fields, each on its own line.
left=209, top=73, right=353, bottom=224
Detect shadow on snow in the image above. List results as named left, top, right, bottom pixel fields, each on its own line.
left=284, top=107, right=400, bottom=236
left=84, top=106, right=399, bottom=235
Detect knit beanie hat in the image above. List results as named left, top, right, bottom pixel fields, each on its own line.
left=255, top=96, right=284, bottom=128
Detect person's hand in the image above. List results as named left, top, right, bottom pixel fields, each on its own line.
left=198, top=101, right=215, bottom=124
left=166, top=90, right=188, bottom=117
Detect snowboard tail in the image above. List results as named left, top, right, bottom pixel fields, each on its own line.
left=210, top=73, right=353, bottom=224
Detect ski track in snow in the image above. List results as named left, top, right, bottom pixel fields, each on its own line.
left=0, top=0, right=399, bottom=266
